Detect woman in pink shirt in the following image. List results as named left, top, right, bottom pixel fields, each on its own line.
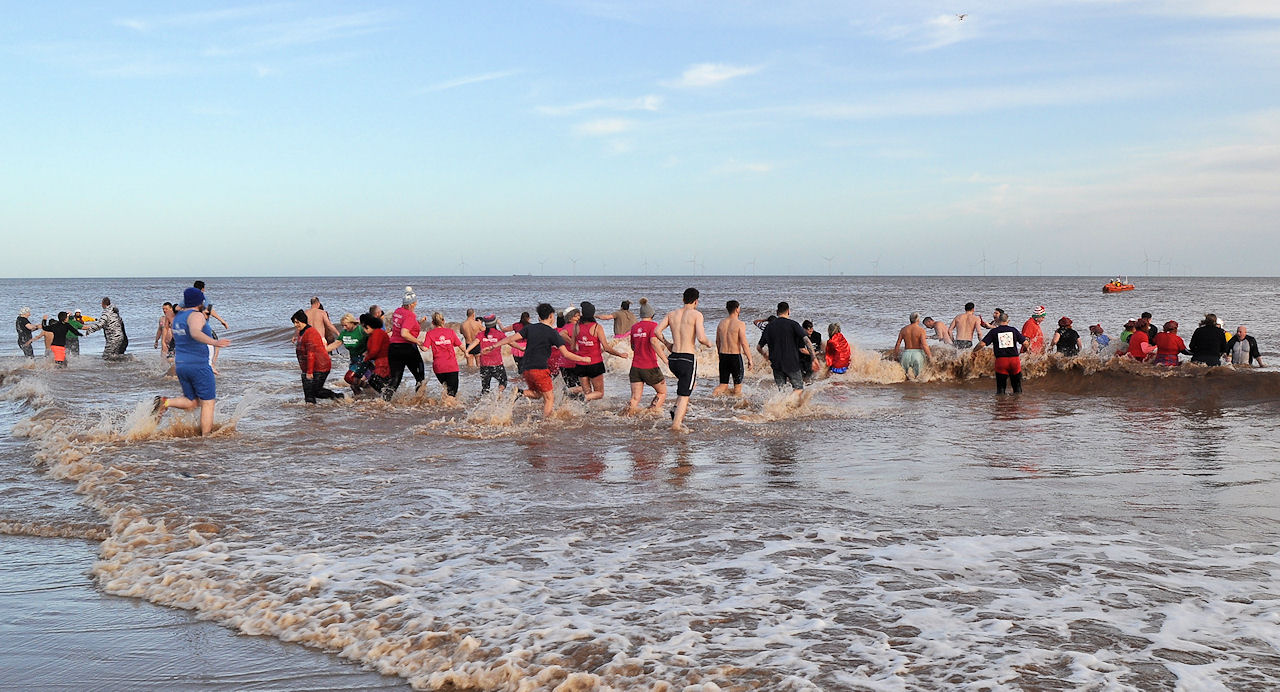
left=425, top=312, right=465, bottom=399
left=384, top=287, right=427, bottom=401
left=571, top=301, right=628, bottom=401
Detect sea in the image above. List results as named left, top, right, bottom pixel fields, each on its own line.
left=2, top=275, right=1278, bottom=691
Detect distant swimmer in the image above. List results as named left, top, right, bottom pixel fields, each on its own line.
left=973, top=308, right=1025, bottom=394
left=153, top=287, right=232, bottom=435
left=656, top=287, right=713, bottom=431
left=483, top=302, right=589, bottom=418
left=758, top=301, right=815, bottom=398
left=949, top=302, right=983, bottom=349
left=825, top=323, right=851, bottom=374
left=922, top=316, right=953, bottom=345
left=623, top=298, right=669, bottom=414
left=713, top=300, right=752, bottom=396
left=1021, top=306, right=1047, bottom=354
left=894, top=312, right=932, bottom=380
left=1228, top=326, right=1265, bottom=367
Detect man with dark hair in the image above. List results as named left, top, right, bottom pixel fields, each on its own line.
left=483, top=302, right=588, bottom=418
left=950, top=301, right=983, bottom=349
left=81, top=297, right=129, bottom=358
left=713, top=300, right=751, bottom=396
left=656, top=288, right=712, bottom=431
left=153, top=287, right=231, bottom=435
left=758, top=301, right=814, bottom=397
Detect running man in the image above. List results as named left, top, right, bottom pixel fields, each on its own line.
left=973, top=309, right=1025, bottom=394
left=655, top=288, right=712, bottom=431
left=894, top=312, right=933, bottom=379
left=623, top=299, right=668, bottom=414
left=757, top=302, right=815, bottom=397
left=482, top=303, right=589, bottom=417
left=460, top=308, right=482, bottom=368
left=153, top=287, right=231, bottom=435
left=949, top=302, right=984, bottom=350
left=712, top=300, right=752, bottom=396
left=41, top=312, right=81, bottom=368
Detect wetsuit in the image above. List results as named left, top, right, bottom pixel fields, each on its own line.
left=1229, top=335, right=1262, bottom=366
left=15, top=316, right=37, bottom=358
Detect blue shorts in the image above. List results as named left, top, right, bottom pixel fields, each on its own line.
left=176, top=364, right=217, bottom=401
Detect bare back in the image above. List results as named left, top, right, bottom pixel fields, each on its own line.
left=460, top=318, right=481, bottom=341
left=666, top=305, right=709, bottom=353
left=307, top=306, right=337, bottom=339
left=716, top=315, right=747, bottom=355
left=899, top=323, right=928, bottom=350
left=952, top=312, right=982, bottom=341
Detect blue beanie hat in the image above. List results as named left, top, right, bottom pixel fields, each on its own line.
left=183, top=287, right=205, bottom=308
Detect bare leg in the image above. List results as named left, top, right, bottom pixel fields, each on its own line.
left=649, top=382, right=667, bottom=411
left=712, top=383, right=729, bottom=396
left=211, top=347, right=221, bottom=375
left=541, top=389, right=555, bottom=417
left=731, top=383, right=743, bottom=396
left=198, top=399, right=216, bottom=436
left=671, top=395, right=690, bottom=431
left=625, top=381, right=644, bottom=414
left=584, top=375, right=605, bottom=401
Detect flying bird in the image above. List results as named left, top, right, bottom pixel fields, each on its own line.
left=957, top=13, right=967, bottom=20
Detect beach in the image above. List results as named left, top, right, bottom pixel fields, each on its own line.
left=3, top=275, right=1279, bottom=689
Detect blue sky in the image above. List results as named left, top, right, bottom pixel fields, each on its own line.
left=3, top=1, right=1279, bottom=277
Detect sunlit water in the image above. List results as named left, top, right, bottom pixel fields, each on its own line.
left=2, top=275, right=1279, bottom=690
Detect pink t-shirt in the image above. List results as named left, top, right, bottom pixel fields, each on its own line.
left=629, top=320, right=660, bottom=369
left=477, top=328, right=505, bottom=367
left=390, top=307, right=420, bottom=345
left=426, top=327, right=462, bottom=373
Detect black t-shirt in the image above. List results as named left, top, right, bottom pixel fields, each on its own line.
left=16, top=316, right=34, bottom=344
left=1188, top=325, right=1228, bottom=363
left=519, top=322, right=566, bottom=370
left=982, top=325, right=1025, bottom=358
left=758, top=316, right=808, bottom=372
left=41, top=321, right=80, bottom=348
left=1055, top=327, right=1080, bottom=355
left=806, top=331, right=822, bottom=351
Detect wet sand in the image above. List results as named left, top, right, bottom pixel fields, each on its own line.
left=0, top=535, right=407, bottom=690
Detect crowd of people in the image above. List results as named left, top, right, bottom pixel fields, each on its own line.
left=14, top=284, right=1268, bottom=435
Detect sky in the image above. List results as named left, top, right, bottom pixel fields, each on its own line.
left=3, top=0, right=1279, bottom=277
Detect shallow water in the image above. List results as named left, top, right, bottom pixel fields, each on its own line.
left=2, top=276, right=1279, bottom=690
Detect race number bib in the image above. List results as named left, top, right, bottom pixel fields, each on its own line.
left=997, top=331, right=1015, bottom=349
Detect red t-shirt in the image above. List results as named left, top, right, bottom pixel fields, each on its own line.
left=629, top=319, right=660, bottom=369
left=477, top=328, right=505, bottom=367
left=425, top=327, right=462, bottom=373
left=1153, top=332, right=1185, bottom=356
left=390, top=307, right=420, bottom=345
left=1128, top=330, right=1152, bottom=358
left=573, top=322, right=604, bottom=365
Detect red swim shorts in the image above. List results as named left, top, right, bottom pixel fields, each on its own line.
left=994, top=356, right=1022, bottom=375
left=51, top=345, right=66, bottom=362
left=524, top=368, right=553, bottom=393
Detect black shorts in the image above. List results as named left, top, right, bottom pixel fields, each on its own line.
left=575, top=362, right=606, bottom=379
left=668, top=352, right=697, bottom=397
left=480, top=365, right=507, bottom=392
left=718, top=353, right=744, bottom=385
left=435, top=371, right=459, bottom=396
left=629, top=366, right=664, bottom=386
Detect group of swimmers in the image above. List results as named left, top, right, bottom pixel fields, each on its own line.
left=14, top=299, right=130, bottom=366
left=896, top=303, right=1265, bottom=394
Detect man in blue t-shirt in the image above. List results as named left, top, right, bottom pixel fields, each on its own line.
left=151, top=287, right=231, bottom=436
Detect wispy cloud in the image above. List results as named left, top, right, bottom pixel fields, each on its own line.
left=537, top=95, right=663, bottom=116
left=664, top=62, right=761, bottom=88
left=202, top=10, right=393, bottom=57
left=114, top=5, right=287, bottom=33
left=714, top=159, right=774, bottom=174
left=418, top=70, right=523, bottom=93
left=574, top=118, right=633, bottom=136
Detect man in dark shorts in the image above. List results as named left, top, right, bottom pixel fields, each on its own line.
left=15, top=308, right=40, bottom=358
left=655, top=288, right=712, bottom=431
left=758, top=302, right=815, bottom=398
left=483, top=302, right=588, bottom=418
left=973, top=309, right=1026, bottom=394
left=623, top=299, right=669, bottom=413
left=713, top=300, right=752, bottom=396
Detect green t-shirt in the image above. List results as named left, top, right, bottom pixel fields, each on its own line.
left=67, top=318, right=83, bottom=341
left=340, top=327, right=366, bottom=356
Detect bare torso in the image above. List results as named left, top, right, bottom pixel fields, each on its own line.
left=460, top=318, right=481, bottom=343
left=932, top=321, right=953, bottom=343
left=952, top=312, right=982, bottom=341
left=716, top=316, right=746, bottom=354
left=666, top=306, right=709, bottom=353
left=899, top=323, right=929, bottom=350
left=306, top=307, right=337, bottom=340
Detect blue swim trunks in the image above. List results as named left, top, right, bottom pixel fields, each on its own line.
left=176, top=364, right=217, bottom=401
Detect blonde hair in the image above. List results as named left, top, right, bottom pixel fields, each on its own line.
left=432, top=312, right=445, bottom=327
left=340, top=312, right=357, bottom=326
